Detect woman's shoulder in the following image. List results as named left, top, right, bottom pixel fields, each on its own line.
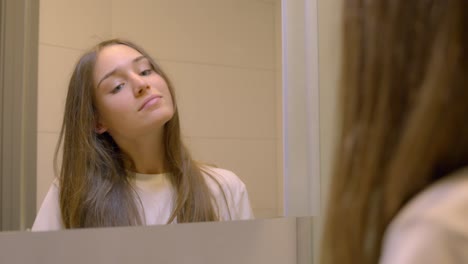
left=390, top=167, right=468, bottom=232
left=32, top=178, right=63, bottom=231
left=380, top=168, right=468, bottom=263
left=200, top=166, right=247, bottom=192
left=199, top=165, right=254, bottom=220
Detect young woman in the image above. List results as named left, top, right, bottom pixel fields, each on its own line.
left=33, top=39, right=254, bottom=230
left=322, top=0, right=467, bottom=263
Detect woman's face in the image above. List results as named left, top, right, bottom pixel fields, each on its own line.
left=93, top=44, right=174, bottom=140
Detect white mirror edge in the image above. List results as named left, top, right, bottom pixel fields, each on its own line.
left=282, top=0, right=321, bottom=217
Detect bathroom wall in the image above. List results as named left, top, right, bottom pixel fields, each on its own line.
left=313, top=0, right=342, bottom=262
left=318, top=0, right=342, bottom=213
left=37, top=0, right=282, bottom=219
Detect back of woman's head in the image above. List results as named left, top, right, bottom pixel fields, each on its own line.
left=322, top=0, right=467, bottom=263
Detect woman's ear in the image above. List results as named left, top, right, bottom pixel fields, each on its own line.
left=94, top=116, right=107, bottom=134
left=95, top=119, right=108, bottom=134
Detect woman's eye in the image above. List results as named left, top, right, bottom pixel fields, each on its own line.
left=140, top=69, right=153, bottom=76
left=111, top=83, right=125, bottom=94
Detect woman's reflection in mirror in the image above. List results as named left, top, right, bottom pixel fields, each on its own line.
left=33, top=39, right=254, bottom=231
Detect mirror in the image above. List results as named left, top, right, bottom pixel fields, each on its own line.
left=35, top=0, right=283, bottom=227
left=2, top=0, right=329, bottom=232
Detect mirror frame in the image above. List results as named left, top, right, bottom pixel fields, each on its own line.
left=0, top=0, right=38, bottom=231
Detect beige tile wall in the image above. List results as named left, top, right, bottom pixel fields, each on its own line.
left=274, top=0, right=283, bottom=217
left=318, top=0, right=342, bottom=211
left=37, top=0, right=282, bottom=219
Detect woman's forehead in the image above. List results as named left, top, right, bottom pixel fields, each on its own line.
left=96, top=44, right=143, bottom=68
left=94, top=44, right=145, bottom=85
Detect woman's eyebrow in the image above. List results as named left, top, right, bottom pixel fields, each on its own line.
left=96, top=55, right=147, bottom=89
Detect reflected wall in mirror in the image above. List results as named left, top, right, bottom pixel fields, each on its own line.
left=36, top=0, right=283, bottom=228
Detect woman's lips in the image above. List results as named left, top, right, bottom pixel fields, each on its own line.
left=139, top=95, right=162, bottom=111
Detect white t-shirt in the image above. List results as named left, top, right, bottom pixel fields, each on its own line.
left=379, top=167, right=468, bottom=263
left=32, top=167, right=254, bottom=231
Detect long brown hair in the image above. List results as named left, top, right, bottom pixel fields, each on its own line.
left=322, top=0, right=467, bottom=263
left=56, top=39, right=218, bottom=228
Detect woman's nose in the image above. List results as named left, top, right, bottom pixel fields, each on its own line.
left=131, top=74, right=150, bottom=96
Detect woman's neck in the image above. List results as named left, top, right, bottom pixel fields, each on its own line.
left=114, top=129, right=168, bottom=174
